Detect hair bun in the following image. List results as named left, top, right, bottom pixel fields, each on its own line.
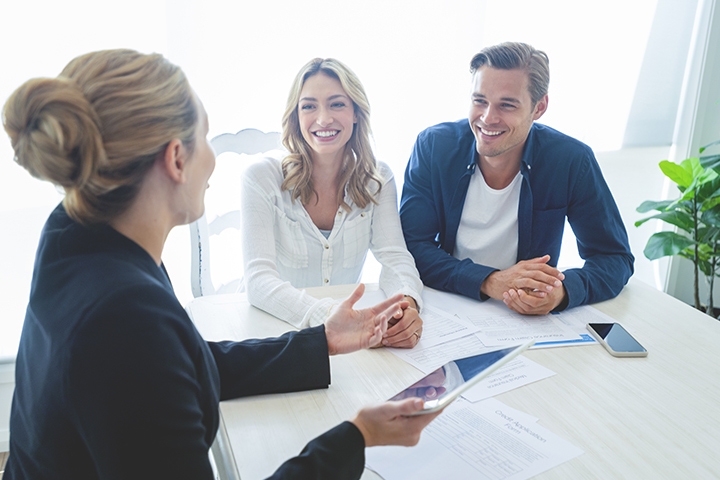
left=3, top=76, right=106, bottom=189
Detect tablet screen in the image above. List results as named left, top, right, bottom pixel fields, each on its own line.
left=389, top=342, right=533, bottom=412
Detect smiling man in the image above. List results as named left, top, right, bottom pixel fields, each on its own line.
left=400, top=42, right=633, bottom=315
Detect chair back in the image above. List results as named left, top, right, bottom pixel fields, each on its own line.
left=190, top=129, right=283, bottom=297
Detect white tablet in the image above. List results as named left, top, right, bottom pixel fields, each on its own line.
left=389, top=340, right=535, bottom=415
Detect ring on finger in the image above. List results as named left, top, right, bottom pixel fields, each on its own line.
left=413, top=331, right=420, bottom=341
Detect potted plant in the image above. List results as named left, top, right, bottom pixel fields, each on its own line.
left=635, top=140, right=720, bottom=317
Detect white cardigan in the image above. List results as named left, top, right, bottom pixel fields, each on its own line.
left=241, top=157, right=423, bottom=328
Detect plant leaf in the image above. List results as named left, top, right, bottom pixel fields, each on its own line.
left=643, top=231, right=695, bottom=260
left=700, top=139, right=720, bottom=154
left=700, top=153, right=720, bottom=171
left=659, top=159, right=695, bottom=188
left=702, top=209, right=720, bottom=228
left=678, top=250, right=696, bottom=262
left=699, top=258, right=713, bottom=276
left=698, top=226, right=720, bottom=244
left=699, top=177, right=720, bottom=204
left=693, top=168, right=720, bottom=197
left=636, top=199, right=674, bottom=213
left=677, top=161, right=717, bottom=203
left=634, top=211, right=695, bottom=231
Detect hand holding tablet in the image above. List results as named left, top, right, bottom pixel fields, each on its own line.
left=389, top=340, right=535, bottom=415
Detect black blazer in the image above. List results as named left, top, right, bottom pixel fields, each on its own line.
left=5, top=204, right=364, bottom=479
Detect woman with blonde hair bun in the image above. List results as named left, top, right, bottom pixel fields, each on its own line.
left=3, top=49, right=440, bottom=479
left=242, top=58, right=424, bottom=347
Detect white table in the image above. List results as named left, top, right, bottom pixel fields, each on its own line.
left=187, top=279, right=720, bottom=479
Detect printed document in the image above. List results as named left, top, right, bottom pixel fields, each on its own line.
left=422, top=288, right=619, bottom=348
left=413, top=305, right=481, bottom=348
left=366, top=398, right=583, bottom=480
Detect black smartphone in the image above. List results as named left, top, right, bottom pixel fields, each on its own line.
left=586, top=323, right=647, bottom=357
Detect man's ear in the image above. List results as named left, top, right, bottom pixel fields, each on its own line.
left=533, top=94, right=549, bottom=121
left=161, top=139, right=188, bottom=184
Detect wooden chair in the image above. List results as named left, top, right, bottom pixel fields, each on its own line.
left=189, top=128, right=283, bottom=297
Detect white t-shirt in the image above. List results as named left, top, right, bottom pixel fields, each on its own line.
left=453, top=170, right=522, bottom=270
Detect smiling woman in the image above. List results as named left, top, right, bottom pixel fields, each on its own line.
left=241, top=57, right=426, bottom=348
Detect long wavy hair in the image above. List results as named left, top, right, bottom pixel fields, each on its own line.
left=281, top=58, right=382, bottom=210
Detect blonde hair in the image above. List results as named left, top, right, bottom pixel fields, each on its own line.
left=2, top=49, right=197, bottom=225
left=281, top=58, right=382, bottom=210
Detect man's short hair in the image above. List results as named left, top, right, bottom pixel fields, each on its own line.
left=470, top=42, right=549, bottom=106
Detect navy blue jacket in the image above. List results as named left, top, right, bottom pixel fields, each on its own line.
left=400, top=120, right=634, bottom=309
left=5, top=205, right=364, bottom=479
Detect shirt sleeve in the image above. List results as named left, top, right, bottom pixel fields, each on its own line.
left=561, top=152, right=634, bottom=308
left=400, top=130, right=492, bottom=300
left=211, top=328, right=367, bottom=479
left=208, top=325, right=331, bottom=401
left=267, top=421, right=365, bottom=480
left=242, top=159, right=335, bottom=328
left=371, top=163, right=424, bottom=309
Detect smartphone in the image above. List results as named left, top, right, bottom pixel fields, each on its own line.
left=389, top=340, right=535, bottom=415
left=586, top=323, right=647, bottom=357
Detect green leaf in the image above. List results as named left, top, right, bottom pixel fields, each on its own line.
left=700, top=139, right=720, bottom=154
left=634, top=211, right=694, bottom=231
left=636, top=199, right=674, bottom=213
left=643, top=231, right=695, bottom=260
left=701, top=196, right=720, bottom=211
left=702, top=209, right=720, bottom=228
left=690, top=168, right=719, bottom=198
left=698, top=225, right=720, bottom=244
left=697, top=166, right=719, bottom=186
left=699, top=177, right=720, bottom=204
left=700, top=153, right=720, bottom=171
left=677, top=162, right=717, bottom=203
left=678, top=250, right=696, bottom=262
left=677, top=185, right=697, bottom=202
left=699, top=258, right=713, bottom=277
left=659, top=159, right=695, bottom=188
left=696, top=242, right=716, bottom=261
